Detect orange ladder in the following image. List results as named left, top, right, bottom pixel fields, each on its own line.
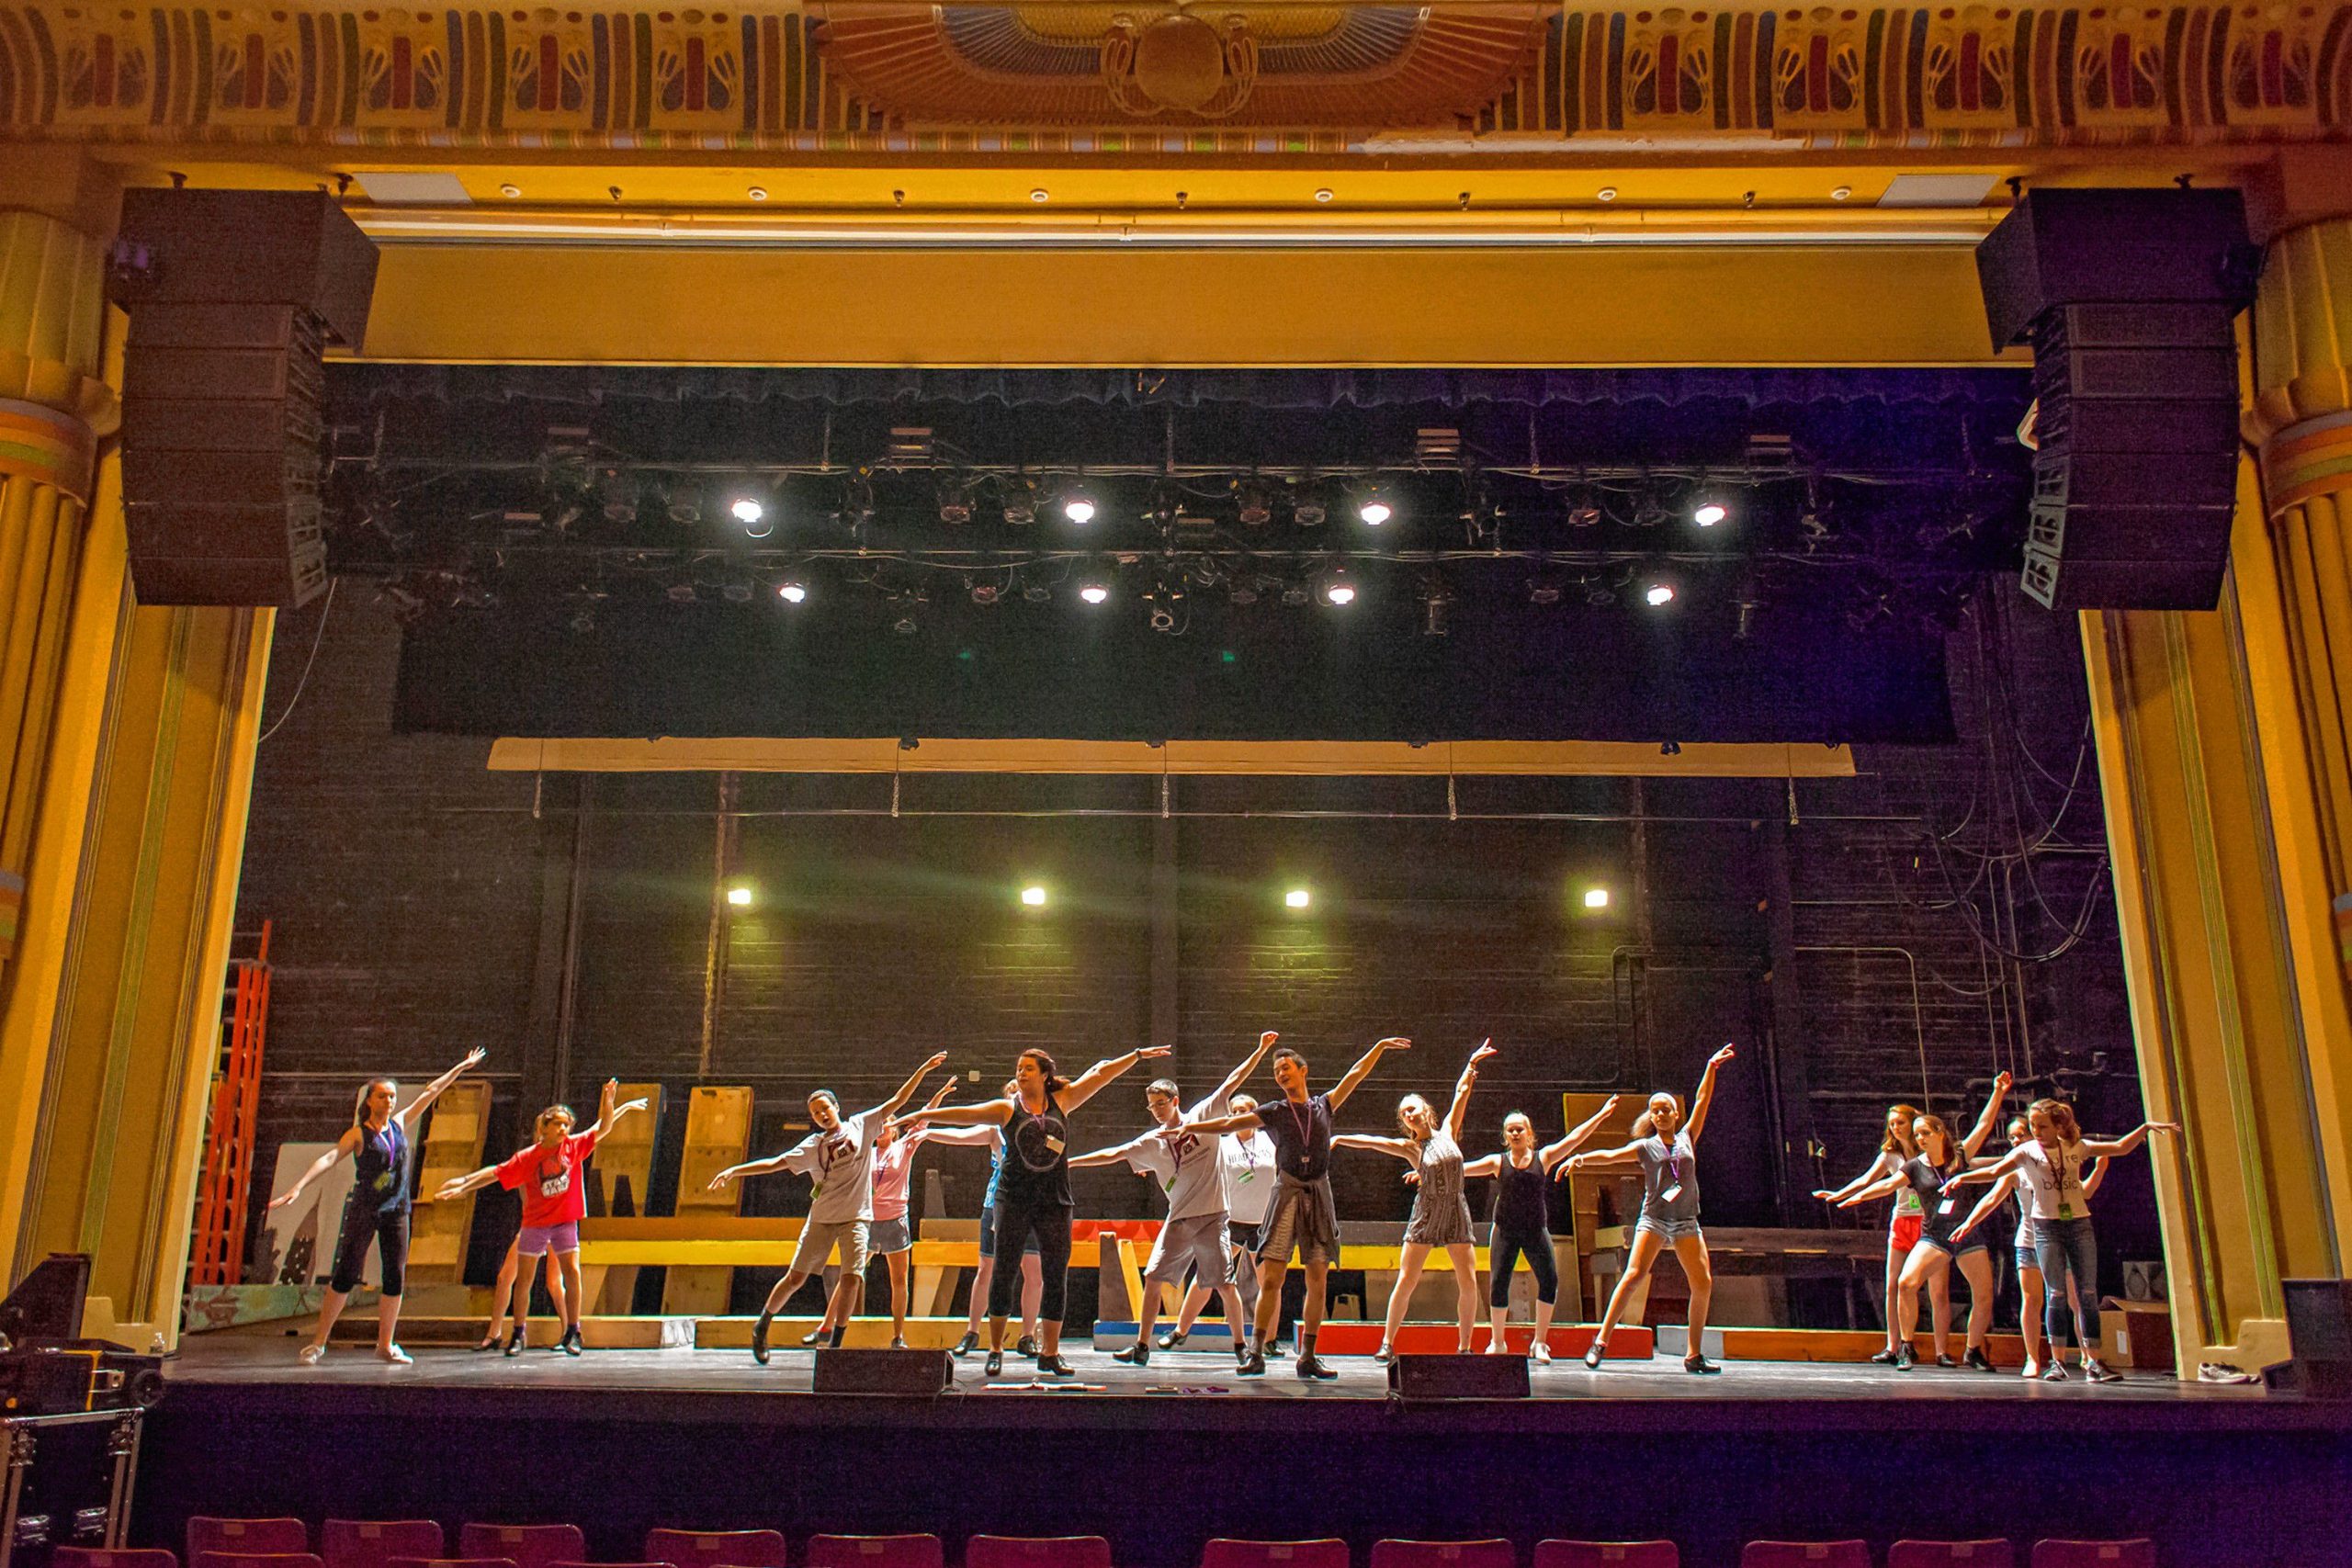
left=190, top=919, right=273, bottom=1286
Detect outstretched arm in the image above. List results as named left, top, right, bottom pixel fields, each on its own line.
left=1069, top=1143, right=1136, bottom=1170
left=707, top=1140, right=810, bottom=1190
left=1059, top=1045, right=1174, bottom=1113
left=1207, top=1032, right=1280, bottom=1112
left=1328, top=1037, right=1412, bottom=1112
left=867, top=1050, right=951, bottom=1122
left=267, top=1127, right=362, bottom=1210
left=1951, top=1142, right=2033, bottom=1185
left=1684, top=1043, right=1737, bottom=1146
left=900, top=1095, right=1016, bottom=1130
left=1838, top=1173, right=1908, bottom=1208
left=1181, top=1110, right=1264, bottom=1138
left=395, top=1046, right=488, bottom=1133
left=1332, top=1134, right=1419, bottom=1163
left=585, top=1078, right=651, bottom=1143
left=1959, top=1071, right=2016, bottom=1159
left=1558, top=1139, right=1646, bottom=1179
left=1541, top=1094, right=1624, bottom=1172
left=1462, top=1154, right=1503, bottom=1179
left=1950, top=1171, right=2020, bottom=1242
left=1813, top=1152, right=1894, bottom=1204
left=1444, top=1041, right=1497, bottom=1141
left=2077, top=1122, right=2180, bottom=1159
left=434, top=1161, right=502, bottom=1203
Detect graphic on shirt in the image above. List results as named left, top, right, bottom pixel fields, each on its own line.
left=1012, top=1111, right=1065, bottom=1171
left=537, top=1158, right=571, bottom=1200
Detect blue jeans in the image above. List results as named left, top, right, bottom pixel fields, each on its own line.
left=2030, top=1216, right=2101, bottom=1351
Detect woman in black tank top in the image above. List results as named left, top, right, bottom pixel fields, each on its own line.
left=902, top=1043, right=1169, bottom=1377
left=266, top=1046, right=486, bottom=1367
left=1462, top=1094, right=1621, bottom=1364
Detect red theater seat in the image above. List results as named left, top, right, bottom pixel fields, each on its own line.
left=196, top=1551, right=324, bottom=1568
left=1890, top=1546, right=2014, bottom=1568
left=326, top=1521, right=447, bottom=1568
left=1741, top=1546, right=1871, bottom=1568
left=2030, top=1546, right=2154, bottom=1568
left=1203, top=1542, right=1350, bottom=1568
left=805, top=1537, right=945, bottom=1568
left=458, top=1526, right=586, bottom=1568
left=1535, top=1543, right=1680, bottom=1568
left=1369, top=1541, right=1515, bottom=1568
left=966, top=1538, right=1113, bottom=1568
left=57, top=1550, right=180, bottom=1568
left=648, top=1532, right=787, bottom=1568
left=190, top=1523, right=309, bottom=1561
left=387, top=1557, right=515, bottom=1568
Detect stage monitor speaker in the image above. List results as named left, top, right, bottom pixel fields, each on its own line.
left=1384, top=1353, right=1530, bottom=1399
left=2275, top=1280, right=2352, bottom=1397
left=1975, top=188, right=2256, bottom=613
left=811, top=1347, right=953, bottom=1395
left=113, top=189, right=379, bottom=608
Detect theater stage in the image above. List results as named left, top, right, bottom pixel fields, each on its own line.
left=138, top=1332, right=2349, bottom=1568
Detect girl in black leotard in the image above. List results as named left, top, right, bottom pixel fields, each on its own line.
left=268, top=1047, right=485, bottom=1366
left=901, top=1043, right=1170, bottom=1377
left=1459, top=1092, right=1620, bottom=1363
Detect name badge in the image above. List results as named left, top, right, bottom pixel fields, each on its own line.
left=1939, top=1197, right=1959, bottom=1215
left=2058, top=1202, right=2075, bottom=1220
left=1046, top=1135, right=1066, bottom=1155
left=1659, top=1184, right=1683, bottom=1204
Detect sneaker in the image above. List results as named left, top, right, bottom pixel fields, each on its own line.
left=1964, top=1347, right=1996, bottom=1373
left=751, top=1313, right=775, bottom=1366
left=1894, top=1345, right=1916, bottom=1371
left=298, top=1343, right=325, bottom=1366
left=2084, top=1356, right=2123, bottom=1384
left=2041, top=1360, right=2069, bottom=1382
left=889, top=1336, right=909, bottom=1350
left=503, top=1328, right=526, bottom=1359
left=379, top=1344, right=413, bottom=1366
left=1295, top=1353, right=1338, bottom=1381
left=2199, top=1361, right=2257, bottom=1384
left=1373, top=1344, right=1396, bottom=1366
left=1531, top=1342, right=1553, bottom=1366
left=559, top=1327, right=582, bottom=1358
left=1156, top=1327, right=1189, bottom=1350
left=800, top=1326, right=827, bottom=1347
left=1683, top=1354, right=1721, bottom=1375
left=1868, top=1347, right=1901, bottom=1366
left=1583, top=1342, right=1606, bottom=1371
left=1112, top=1343, right=1150, bottom=1367
left=1036, top=1354, right=1075, bottom=1376
left=1238, top=1348, right=1267, bottom=1377
left=1935, top=1353, right=1960, bottom=1369
left=952, top=1331, right=980, bottom=1359
left=1015, top=1335, right=1040, bottom=1359
left=984, top=1349, right=1003, bottom=1377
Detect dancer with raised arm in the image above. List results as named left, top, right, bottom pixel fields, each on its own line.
left=436, top=1077, right=652, bottom=1356
left=1336, top=1041, right=1498, bottom=1362
left=1952, top=1098, right=2177, bottom=1383
left=270, top=1047, right=486, bottom=1366
left=1182, top=1035, right=1412, bottom=1380
left=949, top=1082, right=1045, bottom=1360
left=1069, top=1036, right=1271, bottom=1367
left=1163, top=1034, right=1282, bottom=1354
left=1562, top=1044, right=1738, bottom=1376
left=1456, top=1093, right=1619, bottom=1362
left=707, top=1051, right=950, bottom=1364
left=899, top=1044, right=1171, bottom=1376
left=1959, top=1114, right=2109, bottom=1378
left=1813, top=1101, right=1928, bottom=1367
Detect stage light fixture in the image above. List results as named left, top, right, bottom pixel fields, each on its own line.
left=666, top=492, right=703, bottom=525
left=1645, top=581, right=1677, bottom=607
left=1320, top=567, right=1356, bottom=606
left=1355, top=488, right=1394, bottom=525
left=1064, top=491, right=1098, bottom=525
left=1001, top=479, right=1037, bottom=525
left=1692, top=496, right=1730, bottom=527
left=970, top=581, right=1002, bottom=605
left=1236, top=479, right=1273, bottom=526
left=1021, top=885, right=1048, bottom=907
left=730, top=496, right=764, bottom=525
left=1079, top=578, right=1113, bottom=605
left=1566, top=500, right=1603, bottom=528
left=1280, top=581, right=1311, bottom=607
left=1023, top=581, right=1052, bottom=604
left=777, top=578, right=808, bottom=604
left=1583, top=887, right=1611, bottom=909
left=938, top=479, right=976, bottom=525
left=1285, top=888, right=1312, bottom=909
left=1294, top=491, right=1329, bottom=528
left=727, top=882, right=755, bottom=908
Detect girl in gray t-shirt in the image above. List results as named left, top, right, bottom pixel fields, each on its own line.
left=1559, top=1043, right=1738, bottom=1377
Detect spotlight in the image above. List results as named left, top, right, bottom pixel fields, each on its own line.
left=893, top=615, right=919, bottom=636
left=1419, top=579, right=1453, bottom=637
left=1285, top=888, right=1312, bottom=909
left=1001, top=479, right=1037, bottom=526
left=1692, top=497, right=1730, bottom=527
left=1280, top=581, right=1311, bottom=607
left=1355, top=488, right=1394, bottom=525
left=970, top=581, right=1002, bottom=605
left=1079, top=578, right=1113, bottom=605
left=1528, top=573, right=1564, bottom=606
left=777, top=578, right=808, bottom=604
left=1320, top=567, right=1356, bottom=606
left=730, top=496, right=765, bottom=525
left=1236, top=479, right=1273, bottom=526
left=1021, top=885, right=1048, bottom=908
left=1293, top=492, right=1329, bottom=528
left=1566, top=501, right=1603, bottom=528
left=666, top=492, right=703, bottom=525
left=1229, top=581, right=1261, bottom=606
left=1583, top=887, right=1611, bottom=909
left=1023, top=581, right=1053, bottom=604
left=727, top=882, right=755, bottom=908
left=1063, top=490, right=1098, bottom=525
left=1644, top=581, right=1677, bottom=607
left=938, top=479, right=975, bottom=525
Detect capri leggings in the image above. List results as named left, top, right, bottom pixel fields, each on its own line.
left=329, top=1203, right=410, bottom=1296
left=1487, top=1226, right=1560, bottom=1308
left=988, top=1197, right=1072, bottom=1321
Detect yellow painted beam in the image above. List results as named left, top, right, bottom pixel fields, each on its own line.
left=487, top=737, right=1854, bottom=778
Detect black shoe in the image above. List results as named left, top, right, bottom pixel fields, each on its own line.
left=1238, top=1348, right=1267, bottom=1377
left=751, top=1314, right=774, bottom=1366
left=1583, top=1341, right=1606, bottom=1371
left=1935, top=1353, right=1960, bottom=1369
left=1015, top=1335, right=1040, bottom=1359
left=1235, top=1343, right=1252, bottom=1368
left=1156, top=1327, right=1188, bottom=1350
left=1684, top=1354, right=1722, bottom=1375
left=1296, top=1353, right=1338, bottom=1381
left=1037, top=1354, right=1076, bottom=1376
left=2084, top=1357, right=2123, bottom=1384
left=1964, top=1347, right=1996, bottom=1373
left=1894, top=1345, right=1917, bottom=1371
left=503, top=1328, right=525, bottom=1358
left=1868, top=1347, right=1901, bottom=1366
left=984, top=1349, right=1003, bottom=1376
left=559, top=1326, right=582, bottom=1357
left=473, top=1334, right=503, bottom=1353
left=1113, top=1343, right=1149, bottom=1367
left=800, top=1326, right=826, bottom=1347
left=952, top=1331, right=980, bottom=1359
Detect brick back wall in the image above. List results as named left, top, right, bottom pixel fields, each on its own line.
left=232, top=589, right=2144, bottom=1278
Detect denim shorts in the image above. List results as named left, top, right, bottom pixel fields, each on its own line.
left=1637, top=1216, right=1703, bottom=1242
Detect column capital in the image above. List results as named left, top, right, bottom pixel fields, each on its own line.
left=0, top=209, right=119, bottom=502
left=2247, top=217, right=2352, bottom=455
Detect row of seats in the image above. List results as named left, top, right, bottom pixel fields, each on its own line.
left=81, top=1522, right=2160, bottom=1568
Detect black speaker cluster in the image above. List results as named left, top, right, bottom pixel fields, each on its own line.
left=1976, top=188, right=2258, bottom=612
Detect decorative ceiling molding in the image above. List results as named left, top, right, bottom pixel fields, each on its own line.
left=0, top=3, right=2344, bottom=150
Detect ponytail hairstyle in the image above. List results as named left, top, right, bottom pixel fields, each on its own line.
left=1396, top=1094, right=1434, bottom=1137
left=1914, top=1113, right=1962, bottom=1173
left=1882, top=1104, right=1924, bottom=1155
left=355, top=1078, right=398, bottom=1126
left=2031, top=1098, right=2081, bottom=1143
left=1018, top=1048, right=1071, bottom=1095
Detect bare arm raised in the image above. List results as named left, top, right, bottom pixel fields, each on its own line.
left=1328, top=1037, right=1412, bottom=1112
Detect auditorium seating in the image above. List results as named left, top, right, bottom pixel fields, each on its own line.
left=1368, top=1541, right=1517, bottom=1568
left=2028, top=1545, right=2154, bottom=1568
left=1203, top=1541, right=1351, bottom=1568
left=326, top=1521, right=447, bottom=1568
left=194, top=1551, right=324, bottom=1568
left=965, top=1538, right=1114, bottom=1568
left=1740, top=1546, right=1871, bottom=1568
left=1889, top=1546, right=2016, bottom=1568
left=1533, top=1544, right=1679, bottom=1568
left=189, top=1522, right=310, bottom=1560
left=57, top=1550, right=179, bottom=1568
left=388, top=1558, right=517, bottom=1568
left=458, top=1526, right=587, bottom=1568
left=646, top=1530, right=788, bottom=1568
left=805, top=1536, right=945, bottom=1568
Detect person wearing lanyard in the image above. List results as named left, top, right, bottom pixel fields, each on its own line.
left=1069, top=1038, right=1271, bottom=1368
left=1562, top=1043, right=1738, bottom=1375
left=1811, top=1101, right=1928, bottom=1367
left=1458, top=1093, right=1622, bottom=1363
left=1336, top=1040, right=1500, bottom=1362
left=1955, top=1114, right=2109, bottom=1380
left=1182, top=1035, right=1413, bottom=1380
left=1952, top=1097, right=2177, bottom=1383
left=949, top=1085, right=1046, bottom=1361
left=1162, top=1033, right=1283, bottom=1355
left=1837, top=1094, right=2010, bottom=1372
left=900, top=1043, right=1171, bottom=1376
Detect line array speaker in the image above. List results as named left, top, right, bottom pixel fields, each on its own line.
left=1975, top=187, right=2256, bottom=612
left=112, top=189, right=379, bottom=608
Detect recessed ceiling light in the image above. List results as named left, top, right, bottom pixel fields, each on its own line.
left=1829, top=186, right=1853, bottom=201
left=499, top=183, right=522, bottom=199
left=1596, top=186, right=1619, bottom=202
left=749, top=186, right=769, bottom=201
left=1030, top=188, right=1050, bottom=203
left=1314, top=188, right=1334, bottom=203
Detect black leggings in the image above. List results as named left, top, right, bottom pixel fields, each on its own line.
left=329, top=1204, right=410, bottom=1296
left=1488, top=1226, right=1559, bottom=1308
left=989, top=1198, right=1071, bottom=1322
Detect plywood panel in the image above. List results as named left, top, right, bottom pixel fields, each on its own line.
left=407, top=1079, right=492, bottom=1284
left=662, top=1086, right=752, bottom=1314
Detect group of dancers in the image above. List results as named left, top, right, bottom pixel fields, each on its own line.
left=271, top=1032, right=2177, bottom=1383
